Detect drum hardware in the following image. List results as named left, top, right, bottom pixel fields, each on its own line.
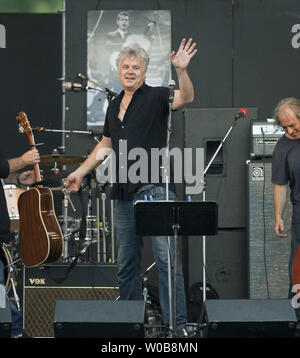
left=31, top=127, right=102, bottom=144
left=40, top=152, right=85, bottom=167
left=78, top=239, right=98, bottom=255
left=84, top=175, right=95, bottom=262
left=95, top=156, right=115, bottom=263
left=3, top=185, right=25, bottom=232
left=57, top=174, right=104, bottom=262
left=0, top=244, right=21, bottom=311
left=51, top=161, right=60, bottom=175
left=60, top=178, right=77, bottom=260
left=96, top=184, right=108, bottom=263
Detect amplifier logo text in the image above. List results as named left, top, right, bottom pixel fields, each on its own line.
left=29, top=278, right=46, bottom=285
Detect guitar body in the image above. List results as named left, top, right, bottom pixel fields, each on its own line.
left=18, top=187, right=63, bottom=267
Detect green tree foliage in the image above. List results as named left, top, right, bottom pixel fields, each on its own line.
left=0, top=0, right=62, bottom=13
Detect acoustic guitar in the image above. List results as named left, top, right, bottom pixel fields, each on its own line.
left=16, top=111, right=63, bottom=267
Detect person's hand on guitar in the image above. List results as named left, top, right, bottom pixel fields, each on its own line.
left=21, top=148, right=40, bottom=166
left=18, top=170, right=39, bottom=186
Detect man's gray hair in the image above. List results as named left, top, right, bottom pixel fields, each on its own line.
left=116, top=47, right=150, bottom=72
left=273, top=97, right=300, bottom=124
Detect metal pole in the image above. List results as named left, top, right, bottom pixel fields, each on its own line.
left=101, top=191, right=107, bottom=262
left=61, top=0, right=66, bottom=153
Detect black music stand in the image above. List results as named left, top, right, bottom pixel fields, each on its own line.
left=134, top=200, right=218, bottom=336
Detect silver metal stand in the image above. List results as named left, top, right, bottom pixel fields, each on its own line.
left=95, top=184, right=108, bottom=263
left=165, top=82, right=176, bottom=336
left=61, top=0, right=66, bottom=153
left=61, top=179, right=76, bottom=260
left=101, top=191, right=107, bottom=262
left=6, top=259, right=22, bottom=311
left=96, top=188, right=101, bottom=263
left=62, top=191, right=69, bottom=259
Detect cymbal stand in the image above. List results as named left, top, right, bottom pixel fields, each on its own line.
left=95, top=184, right=108, bottom=263
left=101, top=189, right=107, bottom=263
left=86, top=185, right=93, bottom=261
left=61, top=179, right=76, bottom=260
left=6, top=259, right=21, bottom=311
left=96, top=186, right=101, bottom=263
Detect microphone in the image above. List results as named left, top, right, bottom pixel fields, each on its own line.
left=168, top=80, right=176, bottom=104
left=31, top=127, right=45, bottom=132
left=62, top=81, right=87, bottom=92
left=235, top=107, right=248, bottom=119
left=78, top=73, right=118, bottom=98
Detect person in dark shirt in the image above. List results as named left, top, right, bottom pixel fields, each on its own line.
left=66, top=38, right=197, bottom=336
left=0, top=147, right=40, bottom=337
left=272, top=97, right=300, bottom=299
left=105, top=11, right=131, bottom=48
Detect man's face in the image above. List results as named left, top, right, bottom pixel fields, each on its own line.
left=117, top=15, right=129, bottom=31
left=278, top=106, right=300, bottom=140
left=118, top=55, right=146, bottom=92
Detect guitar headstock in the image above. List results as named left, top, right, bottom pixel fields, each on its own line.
left=16, top=111, right=32, bottom=135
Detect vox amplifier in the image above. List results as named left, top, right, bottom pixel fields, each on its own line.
left=23, top=263, right=119, bottom=337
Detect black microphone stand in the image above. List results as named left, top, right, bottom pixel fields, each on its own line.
left=164, top=80, right=176, bottom=336
left=77, top=73, right=118, bottom=104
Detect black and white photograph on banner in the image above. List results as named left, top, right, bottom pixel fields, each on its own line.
left=87, top=10, right=171, bottom=130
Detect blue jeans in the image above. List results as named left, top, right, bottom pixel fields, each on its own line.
left=114, top=184, right=187, bottom=329
left=289, top=223, right=300, bottom=299
left=0, top=257, right=23, bottom=337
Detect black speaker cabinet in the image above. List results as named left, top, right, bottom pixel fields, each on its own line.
left=0, top=298, right=11, bottom=338
left=188, top=229, right=248, bottom=299
left=54, top=300, right=145, bottom=338
left=23, top=264, right=119, bottom=337
left=247, top=161, right=292, bottom=298
left=184, top=107, right=258, bottom=228
left=202, top=299, right=297, bottom=338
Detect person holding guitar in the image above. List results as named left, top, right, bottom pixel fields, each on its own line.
left=0, top=146, right=40, bottom=338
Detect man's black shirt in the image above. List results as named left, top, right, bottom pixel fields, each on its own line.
left=103, top=83, right=175, bottom=200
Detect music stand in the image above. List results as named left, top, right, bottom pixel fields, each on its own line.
left=134, top=200, right=218, bottom=336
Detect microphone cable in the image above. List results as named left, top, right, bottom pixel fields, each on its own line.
left=261, top=127, right=270, bottom=299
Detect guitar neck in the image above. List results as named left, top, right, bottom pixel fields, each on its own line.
left=28, top=136, right=41, bottom=183
left=34, top=163, right=41, bottom=183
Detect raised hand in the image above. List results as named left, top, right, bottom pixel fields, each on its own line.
left=170, top=38, right=197, bottom=71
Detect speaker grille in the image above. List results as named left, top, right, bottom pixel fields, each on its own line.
left=24, top=287, right=119, bottom=337
left=247, top=161, right=292, bottom=298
